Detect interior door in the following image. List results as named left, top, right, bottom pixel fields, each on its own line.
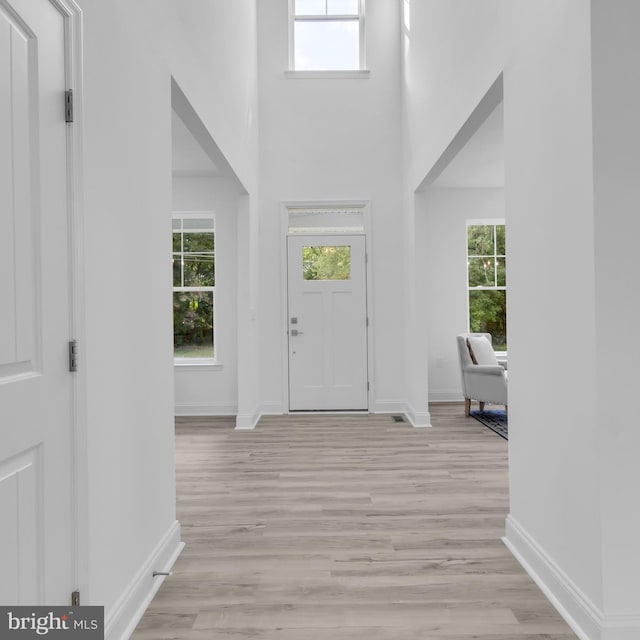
left=0, top=0, right=76, bottom=604
left=287, top=235, right=368, bottom=411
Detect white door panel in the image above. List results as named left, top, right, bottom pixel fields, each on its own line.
left=0, top=0, right=75, bottom=604
left=287, top=235, right=368, bottom=411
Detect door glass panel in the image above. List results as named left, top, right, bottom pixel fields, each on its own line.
left=303, top=246, right=351, bottom=280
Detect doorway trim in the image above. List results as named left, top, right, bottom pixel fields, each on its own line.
left=280, top=201, right=374, bottom=414
left=50, top=0, right=87, bottom=601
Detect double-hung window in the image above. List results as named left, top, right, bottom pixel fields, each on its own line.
left=290, top=0, right=365, bottom=71
left=172, top=214, right=215, bottom=361
left=467, top=222, right=507, bottom=351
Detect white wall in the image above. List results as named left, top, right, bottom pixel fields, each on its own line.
left=167, top=0, right=263, bottom=428
left=72, top=1, right=640, bottom=637
left=417, top=188, right=505, bottom=402
left=167, top=2, right=260, bottom=194
left=401, top=0, right=511, bottom=426
left=256, top=0, right=408, bottom=416
left=405, top=1, right=640, bottom=638
left=503, top=1, right=603, bottom=623
left=75, top=0, right=259, bottom=635
left=591, top=0, right=640, bottom=618
left=81, top=0, right=176, bottom=620
left=172, top=177, right=239, bottom=415
left=403, top=0, right=511, bottom=192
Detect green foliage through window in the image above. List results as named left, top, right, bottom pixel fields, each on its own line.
left=173, top=292, right=214, bottom=357
left=467, top=224, right=507, bottom=350
left=303, top=246, right=351, bottom=280
left=173, top=216, right=215, bottom=359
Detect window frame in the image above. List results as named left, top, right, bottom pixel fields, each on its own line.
left=288, top=0, right=366, bottom=72
left=172, top=212, right=216, bottom=365
left=466, top=219, right=507, bottom=353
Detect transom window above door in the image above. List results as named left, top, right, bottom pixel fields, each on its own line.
left=287, top=205, right=366, bottom=233
left=290, top=0, right=365, bottom=71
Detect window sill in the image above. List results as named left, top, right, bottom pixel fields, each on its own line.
left=285, top=70, right=370, bottom=80
left=174, top=360, right=223, bottom=371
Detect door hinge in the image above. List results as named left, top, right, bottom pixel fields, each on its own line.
left=68, top=340, right=78, bottom=372
left=367, top=381, right=370, bottom=391
left=366, top=317, right=369, bottom=327
left=71, top=590, right=80, bottom=606
left=65, top=90, right=74, bottom=123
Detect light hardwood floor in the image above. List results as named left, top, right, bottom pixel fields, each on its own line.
left=131, top=405, right=577, bottom=639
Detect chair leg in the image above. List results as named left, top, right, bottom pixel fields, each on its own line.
left=479, top=402, right=485, bottom=412
left=465, top=398, right=471, bottom=417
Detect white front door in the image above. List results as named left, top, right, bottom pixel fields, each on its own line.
left=287, top=235, right=368, bottom=411
left=0, top=0, right=76, bottom=604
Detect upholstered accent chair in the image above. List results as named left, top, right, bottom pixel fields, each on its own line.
left=456, top=333, right=508, bottom=416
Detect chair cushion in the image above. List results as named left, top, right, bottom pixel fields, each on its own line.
left=467, top=335, right=498, bottom=366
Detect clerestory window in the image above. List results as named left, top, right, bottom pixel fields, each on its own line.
left=290, top=0, right=365, bottom=71
left=467, top=222, right=507, bottom=351
left=172, top=214, right=215, bottom=361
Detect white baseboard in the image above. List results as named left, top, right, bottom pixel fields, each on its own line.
left=428, top=390, right=463, bottom=403
left=235, top=415, right=259, bottom=430
left=234, top=401, right=430, bottom=428
left=372, top=400, right=406, bottom=414
left=106, top=521, right=184, bottom=640
left=235, top=402, right=284, bottom=429
left=404, top=402, right=431, bottom=428
left=371, top=400, right=431, bottom=428
left=600, top=615, right=640, bottom=640
left=175, top=402, right=237, bottom=416
left=504, top=515, right=640, bottom=640
left=235, top=408, right=262, bottom=430
left=259, top=401, right=285, bottom=415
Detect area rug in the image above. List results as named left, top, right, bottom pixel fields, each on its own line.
left=470, top=409, right=508, bottom=440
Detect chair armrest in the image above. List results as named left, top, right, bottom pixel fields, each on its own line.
left=463, top=364, right=506, bottom=377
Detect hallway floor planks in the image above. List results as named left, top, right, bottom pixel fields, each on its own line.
left=131, top=405, right=577, bottom=640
